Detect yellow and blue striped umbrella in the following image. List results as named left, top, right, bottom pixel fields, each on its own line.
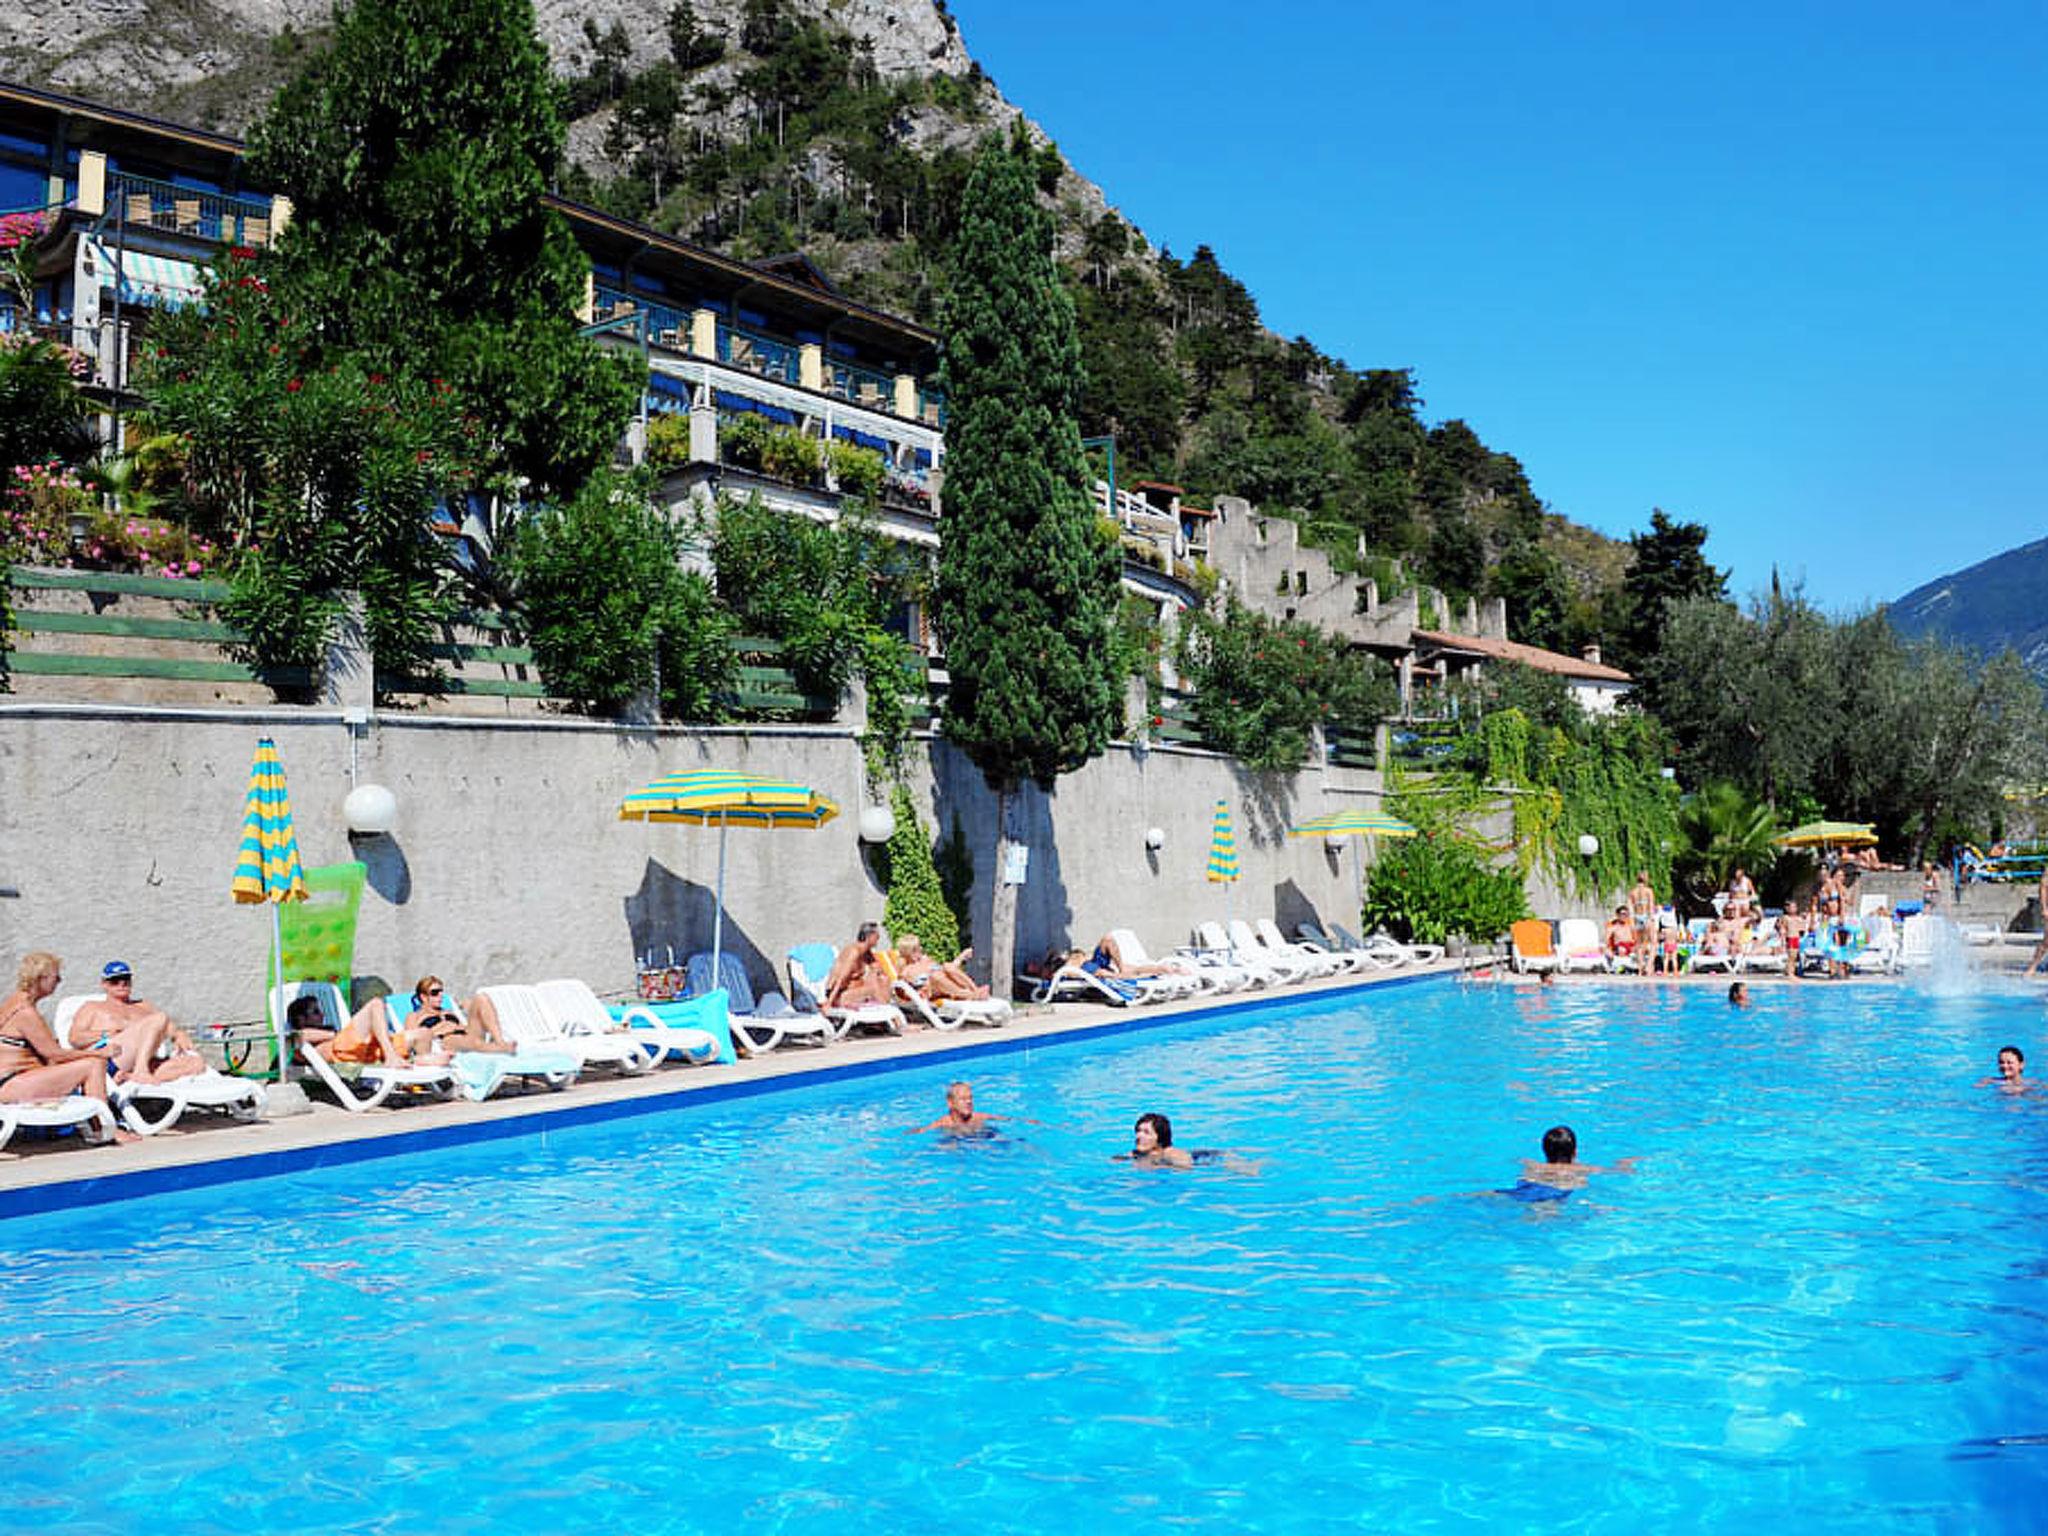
left=619, top=768, right=839, bottom=828
left=1205, top=800, right=1239, bottom=883
left=232, top=737, right=308, bottom=905
left=1288, top=808, right=1418, bottom=840
left=232, top=736, right=306, bottom=1082
left=620, top=769, right=840, bottom=978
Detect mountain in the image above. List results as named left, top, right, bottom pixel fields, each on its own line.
left=1888, top=536, right=2048, bottom=675
left=3, top=0, right=1636, bottom=650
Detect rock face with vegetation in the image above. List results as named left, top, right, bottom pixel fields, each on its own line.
left=17, top=0, right=1650, bottom=650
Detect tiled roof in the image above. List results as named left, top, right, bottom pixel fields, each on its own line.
left=1411, top=629, right=1633, bottom=683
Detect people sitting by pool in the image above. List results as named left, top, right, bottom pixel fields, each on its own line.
left=912, top=1080, right=1017, bottom=1136
left=1979, top=1045, right=2037, bottom=1093
left=1699, top=920, right=1733, bottom=963
left=893, top=935, right=992, bottom=1002
left=1604, top=907, right=1636, bottom=966
left=1080, top=934, right=1178, bottom=980
left=1727, top=981, right=1750, bottom=1008
left=826, top=922, right=895, bottom=1009
left=0, top=952, right=131, bottom=1138
left=1120, top=1111, right=1194, bottom=1169
left=63, top=959, right=207, bottom=1085
left=288, top=991, right=417, bottom=1066
left=386, top=977, right=517, bottom=1056
left=1497, top=1124, right=1636, bottom=1201
left=1726, top=867, right=1757, bottom=920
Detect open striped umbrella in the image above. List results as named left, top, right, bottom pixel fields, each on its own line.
left=1774, top=820, right=1877, bottom=850
left=620, top=769, right=839, bottom=980
left=1291, top=806, right=1417, bottom=912
left=232, top=736, right=307, bottom=1081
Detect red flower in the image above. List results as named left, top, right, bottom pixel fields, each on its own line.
left=285, top=378, right=302, bottom=393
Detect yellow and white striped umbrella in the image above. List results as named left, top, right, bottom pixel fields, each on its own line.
left=620, top=769, right=840, bottom=978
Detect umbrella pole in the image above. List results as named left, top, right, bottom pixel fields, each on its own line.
left=710, top=814, right=729, bottom=980
left=269, top=899, right=286, bottom=1084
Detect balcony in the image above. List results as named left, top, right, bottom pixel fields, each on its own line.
left=106, top=173, right=277, bottom=249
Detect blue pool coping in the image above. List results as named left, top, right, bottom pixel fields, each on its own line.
left=0, top=969, right=1456, bottom=1221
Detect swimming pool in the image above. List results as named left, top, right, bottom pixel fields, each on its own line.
left=4, top=975, right=2046, bottom=1532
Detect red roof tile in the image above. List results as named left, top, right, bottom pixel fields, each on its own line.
left=1411, top=629, right=1633, bottom=684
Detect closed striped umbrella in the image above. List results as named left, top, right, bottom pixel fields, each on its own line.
left=232, top=736, right=307, bottom=1081
left=1205, top=799, right=1239, bottom=883
left=620, top=770, right=840, bottom=979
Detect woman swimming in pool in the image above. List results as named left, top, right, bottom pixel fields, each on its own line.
left=1119, top=1111, right=1195, bottom=1168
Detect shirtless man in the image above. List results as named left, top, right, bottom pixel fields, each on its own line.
left=826, top=922, right=894, bottom=1009
left=1604, top=907, right=1636, bottom=968
left=1628, top=872, right=1659, bottom=977
left=912, top=1080, right=1012, bottom=1136
left=1979, top=1045, right=2037, bottom=1093
left=1777, top=900, right=1809, bottom=978
left=1500, top=1125, right=1637, bottom=1202
left=64, top=961, right=204, bottom=1085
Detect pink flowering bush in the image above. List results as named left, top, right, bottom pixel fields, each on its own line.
left=1, top=461, right=217, bottom=578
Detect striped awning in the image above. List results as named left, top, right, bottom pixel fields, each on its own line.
left=85, top=240, right=206, bottom=308
left=619, top=769, right=838, bottom=828
left=1289, top=809, right=1418, bottom=839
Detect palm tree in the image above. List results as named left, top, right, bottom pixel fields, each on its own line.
left=1673, top=781, right=1781, bottom=912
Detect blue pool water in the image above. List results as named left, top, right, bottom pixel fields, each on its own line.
left=5, top=975, right=2048, bottom=1533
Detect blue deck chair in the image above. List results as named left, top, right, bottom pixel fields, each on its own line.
left=686, top=952, right=829, bottom=1055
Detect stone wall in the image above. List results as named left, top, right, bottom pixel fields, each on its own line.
left=0, top=703, right=1382, bottom=1025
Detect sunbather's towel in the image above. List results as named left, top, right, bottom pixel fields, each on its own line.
left=614, top=992, right=736, bottom=1065
left=451, top=1049, right=578, bottom=1102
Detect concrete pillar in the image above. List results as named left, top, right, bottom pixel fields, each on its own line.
left=892, top=373, right=917, bottom=419
left=689, top=399, right=718, bottom=464
left=576, top=271, right=594, bottom=325
left=690, top=308, right=719, bottom=359
left=799, top=342, right=824, bottom=392
left=76, top=151, right=106, bottom=217
left=322, top=591, right=374, bottom=715
left=840, top=666, right=870, bottom=736
left=1124, top=675, right=1150, bottom=744
left=271, top=196, right=294, bottom=235
left=1397, top=653, right=1414, bottom=714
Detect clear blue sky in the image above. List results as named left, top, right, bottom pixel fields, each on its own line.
left=951, top=1, right=2048, bottom=611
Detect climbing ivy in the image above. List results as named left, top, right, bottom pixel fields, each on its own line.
left=1478, top=708, right=1678, bottom=900
left=879, top=785, right=961, bottom=960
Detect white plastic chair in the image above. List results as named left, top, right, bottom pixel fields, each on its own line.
left=54, top=992, right=267, bottom=1133
left=1227, top=919, right=1320, bottom=983
left=533, top=978, right=717, bottom=1067
left=477, top=985, right=655, bottom=1075
left=272, top=982, right=456, bottom=1113
left=0, top=1094, right=118, bottom=1151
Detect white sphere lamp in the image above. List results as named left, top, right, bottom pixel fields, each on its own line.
left=344, top=783, right=399, bottom=836
left=858, top=802, right=896, bottom=844
left=1577, top=833, right=1600, bottom=858
left=1144, top=827, right=1166, bottom=852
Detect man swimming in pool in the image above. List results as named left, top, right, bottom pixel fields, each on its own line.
left=913, top=1080, right=1011, bottom=1135
left=1498, top=1125, right=1637, bottom=1202
left=1978, top=1045, right=2038, bottom=1093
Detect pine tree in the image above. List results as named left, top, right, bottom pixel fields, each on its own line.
left=933, top=138, right=1123, bottom=987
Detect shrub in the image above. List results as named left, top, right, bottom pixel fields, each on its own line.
left=719, top=414, right=772, bottom=470
left=880, top=785, right=960, bottom=960
left=645, top=412, right=692, bottom=468
left=1175, top=597, right=1396, bottom=770
left=1359, top=835, right=1529, bottom=946
left=825, top=439, right=884, bottom=500
left=759, top=425, right=822, bottom=485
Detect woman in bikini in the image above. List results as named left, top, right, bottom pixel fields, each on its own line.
left=893, top=935, right=993, bottom=1002
left=0, top=952, right=129, bottom=1135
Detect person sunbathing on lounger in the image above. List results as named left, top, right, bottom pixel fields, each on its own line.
left=0, top=952, right=134, bottom=1138
left=381, top=976, right=516, bottom=1057
left=826, top=923, right=896, bottom=1009
left=893, top=935, right=991, bottom=1002
left=1604, top=907, right=1636, bottom=966
left=1080, top=934, right=1176, bottom=979
left=287, top=992, right=420, bottom=1066
left=65, top=960, right=210, bottom=1084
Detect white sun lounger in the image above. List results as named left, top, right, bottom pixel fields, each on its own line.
left=687, top=952, right=831, bottom=1054
left=273, top=982, right=457, bottom=1112
left=478, top=985, right=656, bottom=1076
left=1104, top=930, right=1207, bottom=998
left=1328, top=923, right=1445, bottom=967
left=55, top=992, right=267, bottom=1133
left=1554, top=918, right=1612, bottom=975
left=1227, top=919, right=1323, bottom=982
left=1254, top=917, right=1368, bottom=977
left=533, top=978, right=717, bottom=1067
left=0, top=1094, right=119, bottom=1151
left=1193, top=921, right=1296, bottom=987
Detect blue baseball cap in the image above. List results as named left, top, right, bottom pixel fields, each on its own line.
left=101, top=960, right=133, bottom=981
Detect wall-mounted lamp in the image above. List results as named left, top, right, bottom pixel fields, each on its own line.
left=343, top=783, right=398, bottom=836
left=1144, top=827, right=1166, bottom=852
left=858, top=802, right=896, bottom=844
left=1577, top=833, right=1600, bottom=858
left=67, top=507, right=91, bottom=549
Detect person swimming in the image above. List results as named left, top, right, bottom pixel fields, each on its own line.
left=912, top=1080, right=1017, bottom=1136
left=1978, top=1045, right=2038, bottom=1094
left=1121, top=1110, right=1194, bottom=1168
left=1496, top=1124, right=1636, bottom=1202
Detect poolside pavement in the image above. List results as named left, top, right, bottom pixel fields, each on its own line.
left=0, top=961, right=1464, bottom=1211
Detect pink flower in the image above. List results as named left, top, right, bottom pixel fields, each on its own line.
left=184, top=560, right=200, bottom=574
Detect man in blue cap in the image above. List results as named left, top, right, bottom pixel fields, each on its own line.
left=67, top=961, right=204, bottom=1084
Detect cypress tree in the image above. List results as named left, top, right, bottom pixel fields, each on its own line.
left=933, top=138, right=1123, bottom=985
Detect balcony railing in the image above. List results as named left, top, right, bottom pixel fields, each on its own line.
left=109, top=173, right=276, bottom=248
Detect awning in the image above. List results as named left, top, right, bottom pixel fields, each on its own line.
left=831, top=425, right=891, bottom=452
left=714, top=390, right=796, bottom=425
left=84, top=240, right=206, bottom=309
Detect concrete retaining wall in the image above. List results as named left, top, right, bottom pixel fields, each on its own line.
left=0, top=704, right=1385, bottom=1025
